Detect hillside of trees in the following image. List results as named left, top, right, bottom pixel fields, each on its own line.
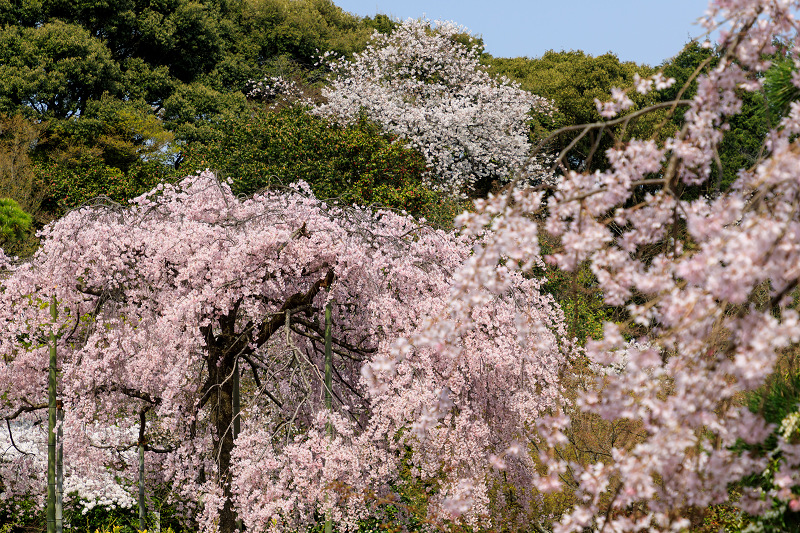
left=0, top=0, right=771, bottom=251
left=0, top=0, right=713, bottom=251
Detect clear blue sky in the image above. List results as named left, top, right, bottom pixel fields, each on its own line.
left=335, top=0, right=712, bottom=66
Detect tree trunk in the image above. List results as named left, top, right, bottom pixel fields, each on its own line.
left=208, top=345, right=237, bottom=533
left=201, top=281, right=332, bottom=533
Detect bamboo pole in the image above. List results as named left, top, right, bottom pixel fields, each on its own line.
left=47, top=295, right=57, bottom=533
left=324, top=302, right=333, bottom=415
left=56, top=400, right=63, bottom=533
left=324, top=301, right=333, bottom=533
left=233, top=360, right=241, bottom=532
left=233, top=359, right=240, bottom=439
left=139, top=409, right=147, bottom=532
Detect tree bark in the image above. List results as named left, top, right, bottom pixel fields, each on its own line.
left=208, top=343, right=237, bottom=533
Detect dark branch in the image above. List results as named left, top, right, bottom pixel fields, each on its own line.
left=6, top=419, right=33, bottom=456
left=291, top=316, right=377, bottom=355
left=4, top=403, right=47, bottom=421
left=93, top=384, right=161, bottom=406
left=252, top=269, right=335, bottom=348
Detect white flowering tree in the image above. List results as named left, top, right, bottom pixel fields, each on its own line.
left=316, top=19, right=555, bottom=196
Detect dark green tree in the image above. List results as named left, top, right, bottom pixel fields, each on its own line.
left=236, top=0, right=373, bottom=69
left=162, top=82, right=249, bottom=144
left=43, top=94, right=174, bottom=172
left=0, top=0, right=43, bottom=26
left=121, top=58, right=177, bottom=110
left=33, top=0, right=228, bottom=82
left=0, top=21, right=122, bottom=119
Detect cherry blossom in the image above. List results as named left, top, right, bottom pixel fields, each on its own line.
left=413, top=0, right=800, bottom=529
left=0, top=172, right=571, bottom=532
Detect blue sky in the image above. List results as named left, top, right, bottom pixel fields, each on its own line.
left=335, top=0, right=712, bottom=66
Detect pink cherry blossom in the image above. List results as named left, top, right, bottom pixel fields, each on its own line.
left=0, top=171, right=571, bottom=532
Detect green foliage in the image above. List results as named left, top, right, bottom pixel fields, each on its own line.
left=44, top=94, right=175, bottom=172
left=0, top=114, right=45, bottom=219
left=121, top=58, right=177, bottom=110
left=362, top=13, right=397, bottom=35
left=717, top=370, right=800, bottom=533
left=486, top=50, right=656, bottom=171
left=659, top=41, right=717, bottom=101
left=747, top=371, right=800, bottom=453
left=165, top=0, right=226, bottom=81
left=163, top=82, right=250, bottom=144
left=699, top=500, right=746, bottom=532
left=715, top=90, right=768, bottom=192
left=488, top=50, right=651, bottom=126
left=535, top=231, right=612, bottom=344
left=34, top=156, right=168, bottom=215
left=0, top=114, right=45, bottom=256
left=0, top=21, right=122, bottom=119
left=237, top=0, right=373, bottom=68
left=0, top=197, right=32, bottom=246
left=764, top=53, right=800, bottom=122
left=178, top=105, right=465, bottom=225
left=0, top=0, right=42, bottom=27
left=33, top=0, right=227, bottom=83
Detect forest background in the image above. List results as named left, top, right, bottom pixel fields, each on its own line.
left=0, top=0, right=791, bottom=531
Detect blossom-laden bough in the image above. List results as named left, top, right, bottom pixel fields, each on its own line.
left=405, top=1, right=800, bottom=531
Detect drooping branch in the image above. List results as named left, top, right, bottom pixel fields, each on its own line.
left=252, top=269, right=335, bottom=349
left=4, top=402, right=47, bottom=421
left=6, top=419, right=33, bottom=456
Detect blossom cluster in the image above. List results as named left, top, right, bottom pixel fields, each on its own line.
left=0, top=419, right=139, bottom=513
left=244, top=75, right=315, bottom=108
